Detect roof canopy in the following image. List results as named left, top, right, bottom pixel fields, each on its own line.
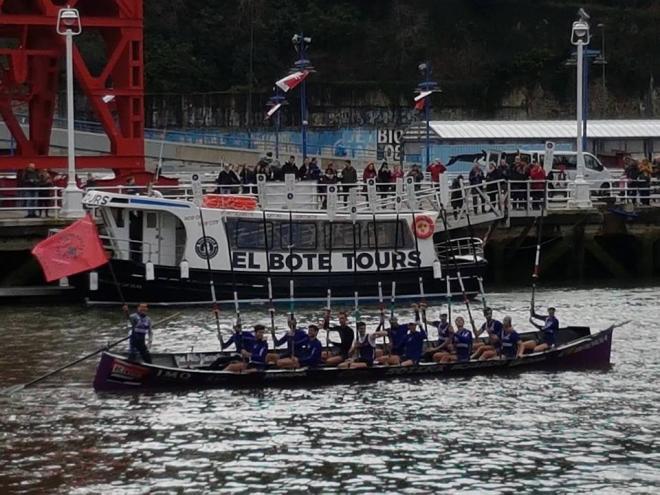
left=405, top=120, right=660, bottom=141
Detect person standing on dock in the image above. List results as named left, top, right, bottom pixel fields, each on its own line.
left=123, top=303, right=153, bottom=364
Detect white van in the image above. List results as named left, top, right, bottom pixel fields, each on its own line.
left=485, top=149, right=614, bottom=190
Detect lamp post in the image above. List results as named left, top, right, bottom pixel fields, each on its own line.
left=57, top=8, right=84, bottom=218
left=291, top=33, right=313, bottom=161
left=570, top=9, right=592, bottom=208
left=266, top=88, right=287, bottom=160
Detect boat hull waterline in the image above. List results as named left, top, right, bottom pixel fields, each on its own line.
left=93, top=326, right=614, bottom=391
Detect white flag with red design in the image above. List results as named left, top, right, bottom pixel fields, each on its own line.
left=275, top=70, right=309, bottom=92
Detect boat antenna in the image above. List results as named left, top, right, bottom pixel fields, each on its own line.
left=462, top=183, right=488, bottom=310
left=439, top=201, right=477, bottom=335
left=390, top=178, right=403, bottom=319
left=531, top=180, right=548, bottom=314
left=406, top=177, right=428, bottom=334
left=191, top=174, right=225, bottom=345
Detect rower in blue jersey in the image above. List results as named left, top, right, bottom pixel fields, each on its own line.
left=375, top=315, right=409, bottom=365
left=338, top=322, right=388, bottom=369
left=471, top=307, right=504, bottom=360
left=277, top=325, right=323, bottom=369
left=224, top=325, right=269, bottom=372
left=500, top=316, right=522, bottom=359
left=522, top=306, right=560, bottom=354
left=391, top=311, right=428, bottom=366
left=437, top=317, right=473, bottom=363
left=123, top=303, right=153, bottom=363
left=269, top=318, right=310, bottom=366
left=424, top=312, right=452, bottom=361
left=221, top=323, right=256, bottom=354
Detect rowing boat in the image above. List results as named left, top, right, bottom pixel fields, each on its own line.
left=93, top=325, right=614, bottom=392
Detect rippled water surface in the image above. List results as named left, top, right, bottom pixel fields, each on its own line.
left=1, top=286, right=659, bottom=494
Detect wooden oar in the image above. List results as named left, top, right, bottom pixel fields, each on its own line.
left=1, top=312, right=181, bottom=395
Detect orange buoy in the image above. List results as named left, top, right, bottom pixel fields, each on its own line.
left=413, top=215, right=435, bottom=239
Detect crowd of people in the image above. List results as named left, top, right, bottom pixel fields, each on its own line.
left=163, top=302, right=562, bottom=373
left=15, top=163, right=56, bottom=218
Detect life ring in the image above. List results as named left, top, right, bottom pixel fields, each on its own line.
left=413, top=215, right=435, bottom=239
left=202, top=194, right=257, bottom=210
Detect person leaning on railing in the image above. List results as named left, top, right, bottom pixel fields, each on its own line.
left=638, top=159, right=653, bottom=206
left=22, top=163, right=40, bottom=218
left=37, top=169, right=54, bottom=218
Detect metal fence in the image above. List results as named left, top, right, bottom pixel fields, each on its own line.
left=0, top=186, right=63, bottom=217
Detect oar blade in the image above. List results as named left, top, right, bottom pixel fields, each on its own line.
left=1, top=384, right=25, bottom=396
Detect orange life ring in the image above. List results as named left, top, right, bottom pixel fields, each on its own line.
left=413, top=215, right=435, bottom=239
left=202, top=194, right=258, bottom=211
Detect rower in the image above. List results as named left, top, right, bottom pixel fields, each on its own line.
left=424, top=312, right=450, bottom=360
left=471, top=307, right=503, bottom=359
left=338, top=322, right=388, bottom=369
left=500, top=316, right=522, bottom=359
left=437, top=317, right=473, bottom=363
left=375, top=315, right=408, bottom=365
left=394, top=319, right=428, bottom=367
left=224, top=325, right=269, bottom=372
left=123, top=303, right=153, bottom=364
left=221, top=323, right=256, bottom=354
left=269, top=318, right=309, bottom=365
left=277, top=324, right=323, bottom=369
left=323, top=310, right=355, bottom=366
left=472, top=308, right=504, bottom=360
left=521, top=306, right=559, bottom=353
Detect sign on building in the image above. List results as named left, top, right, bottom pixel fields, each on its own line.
left=377, top=129, right=404, bottom=162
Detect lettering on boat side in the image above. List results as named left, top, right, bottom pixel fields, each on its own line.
left=83, top=191, right=111, bottom=206
left=111, top=360, right=149, bottom=380
left=230, top=251, right=421, bottom=271
left=156, top=369, right=191, bottom=381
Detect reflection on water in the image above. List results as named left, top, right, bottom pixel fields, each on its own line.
left=1, top=286, right=659, bottom=493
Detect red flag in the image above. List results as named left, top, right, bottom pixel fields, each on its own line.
left=275, top=70, right=309, bottom=92
left=32, top=214, right=108, bottom=282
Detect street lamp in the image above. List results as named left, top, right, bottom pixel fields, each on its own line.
left=266, top=88, right=288, bottom=160
left=570, top=9, right=592, bottom=208
left=57, top=7, right=84, bottom=218
left=291, top=33, right=313, bottom=160
left=415, top=63, right=439, bottom=170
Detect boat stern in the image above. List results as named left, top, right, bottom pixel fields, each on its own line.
left=93, top=352, right=153, bottom=391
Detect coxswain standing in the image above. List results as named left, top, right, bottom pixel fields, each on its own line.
left=123, top=303, right=153, bottom=364
left=224, top=325, right=269, bottom=373
left=521, top=306, right=559, bottom=354
left=338, top=322, right=388, bottom=369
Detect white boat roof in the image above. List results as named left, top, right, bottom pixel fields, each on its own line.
left=406, top=119, right=660, bottom=141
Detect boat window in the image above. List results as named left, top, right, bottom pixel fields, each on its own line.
left=225, top=219, right=273, bottom=250
left=366, top=220, right=411, bottom=249
left=113, top=209, right=124, bottom=228
left=279, top=222, right=317, bottom=250
left=146, top=212, right=157, bottom=229
left=324, top=222, right=361, bottom=250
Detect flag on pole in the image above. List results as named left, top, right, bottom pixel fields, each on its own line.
left=275, top=70, right=309, bottom=92
left=266, top=103, right=282, bottom=119
left=32, top=214, right=108, bottom=282
left=414, top=90, right=433, bottom=111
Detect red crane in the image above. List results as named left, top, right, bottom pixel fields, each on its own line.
left=0, top=0, right=145, bottom=180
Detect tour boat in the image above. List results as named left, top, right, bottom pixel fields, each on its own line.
left=92, top=325, right=615, bottom=391
left=77, top=177, right=487, bottom=306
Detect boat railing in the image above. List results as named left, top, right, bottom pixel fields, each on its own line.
left=435, top=237, right=484, bottom=261
left=97, top=233, right=155, bottom=263
left=0, top=186, right=63, bottom=217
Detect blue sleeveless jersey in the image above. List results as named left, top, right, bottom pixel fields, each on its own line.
left=542, top=316, right=559, bottom=346
left=501, top=330, right=520, bottom=358
left=250, top=340, right=268, bottom=367
left=358, top=335, right=375, bottom=364
left=129, top=313, right=152, bottom=335
left=481, top=319, right=503, bottom=347
left=454, top=329, right=473, bottom=361
left=403, top=329, right=427, bottom=363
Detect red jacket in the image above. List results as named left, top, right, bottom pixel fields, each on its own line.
left=529, top=165, right=546, bottom=190
left=427, top=162, right=447, bottom=182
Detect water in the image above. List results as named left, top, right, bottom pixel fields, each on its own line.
left=1, top=286, right=659, bottom=494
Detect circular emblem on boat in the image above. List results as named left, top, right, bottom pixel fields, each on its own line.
left=195, top=236, right=218, bottom=259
